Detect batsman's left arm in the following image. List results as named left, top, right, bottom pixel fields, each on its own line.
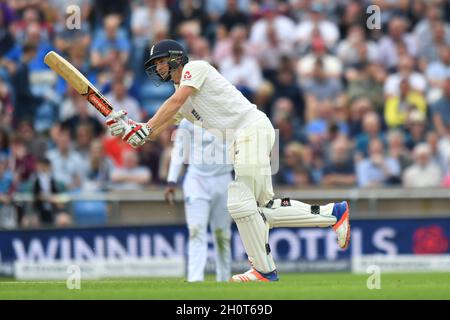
left=146, top=85, right=195, bottom=140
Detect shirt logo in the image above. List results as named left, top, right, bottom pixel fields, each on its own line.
left=183, top=71, right=192, bottom=80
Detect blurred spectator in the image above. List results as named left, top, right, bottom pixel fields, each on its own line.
left=9, top=135, right=36, bottom=189
left=32, top=157, right=71, bottom=227
left=437, top=127, right=450, bottom=175
left=418, top=20, right=450, bottom=66
left=82, top=139, right=114, bottom=192
left=0, top=7, right=15, bottom=57
left=427, top=130, right=447, bottom=174
left=111, top=150, right=151, bottom=190
left=404, top=110, right=428, bottom=150
left=249, top=3, right=295, bottom=53
left=75, top=123, right=95, bottom=161
left=355, top=111, right=385, bottom=159
left=356, top=138, right=401, bottom=187
left=348, top=97, right=375, bottom=139
left=271, top=98, right=304, bottom=151
left=219, top=41, right=262, bottom=100
left=431, top=78, right=450, bottom=137
left=10, top=42, right=41, bottom=126
left=336, top=0, right=366, bottom=37
left=294, top=2, right=340, bottom=53
left=46, top=127, right=86, bottom=190
left=61, top=94, right=104, bottom=139
left=105, top=79, right=142, bottom=122
left=384, top=78, right=427, bottom=129
left=322, top=136, right=356, bottom=187
left=337, top=24, right=379, bottom=69
left=0, top=78, right=13, bottom=128
left=188, top=36, right=212, bottom=62
left=0, top=154, right=15, bottom=229
left=297, top=37, right=343, bottom=82
left=16, top=120, right=48, bottom=159
left=212, top=24, right=256, bottom=65
left=90, top=14, right=130, bottom=70
left=170, top=0, right=208, bottom=39
left=386, top=129, right=413, bottom=173
left=0, top=127, right=10, bottom=158
left=426, top=45, right=450, bottom=104
left=131, top=0, right=170, bottom=45
left=277, top=142, right=313, bottom=187
left=345, top=63, right=386, bottom=114
left=384, top=55, right=427, bottom=98
left=218, top=0, right=249, bottom=32
left=403, top=143, right=442, bottom=187
left=302, top=58, right=343, bottom=122
left=271, top=56, right=305, bottom=121
left=413, top=3, right=450, bottom=46
left=377, top=16, right=417, bottom=71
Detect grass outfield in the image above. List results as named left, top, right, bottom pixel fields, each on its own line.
left=1, top=273, right=450, bottom=300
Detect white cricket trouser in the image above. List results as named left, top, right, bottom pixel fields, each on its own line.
left=183, top=171, right=232, bottom=282
left=228, top=115, right=336, bottom=273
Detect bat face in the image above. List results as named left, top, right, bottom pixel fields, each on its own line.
left=44, top=51, right=113, bottom=117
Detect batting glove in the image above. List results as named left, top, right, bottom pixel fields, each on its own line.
left=105, top=110, right=129, bottom=137
left=122, top=119, right=152, bottom=148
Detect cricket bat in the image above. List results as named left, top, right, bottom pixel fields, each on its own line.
left=44, top=50, right=113, bottom=117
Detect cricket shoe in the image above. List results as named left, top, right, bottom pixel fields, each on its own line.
left=230, top=268, right=278, bottom=282
left=332, top=201, right=350, bottom=249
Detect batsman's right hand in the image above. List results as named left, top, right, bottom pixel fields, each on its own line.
left=105, top=110, right=129, bottom=137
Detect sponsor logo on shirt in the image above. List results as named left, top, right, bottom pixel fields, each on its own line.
left=183, top=71, right=192, bottom=80
left=191, top=108, right=202, bottom=121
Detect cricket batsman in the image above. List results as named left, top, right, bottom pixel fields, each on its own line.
left=105, top=39, right=350, bottom=282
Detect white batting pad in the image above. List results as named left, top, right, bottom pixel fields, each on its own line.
left=227, top=181, right=276, bottom=273
left=261, top=199, right=337, bottom=228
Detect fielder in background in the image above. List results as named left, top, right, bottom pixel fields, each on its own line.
left=106, top=39, right=350, bottom=282
left=165, top=118, right=233, bottom=282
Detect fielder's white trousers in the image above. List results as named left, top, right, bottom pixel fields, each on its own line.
left=183, top=171, right=233, bottom=282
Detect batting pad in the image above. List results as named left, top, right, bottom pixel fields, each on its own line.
left=227, top=181, right=276, bottom=273
left=261, top=199, right=337, bottom=228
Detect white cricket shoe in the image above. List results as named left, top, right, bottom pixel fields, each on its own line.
left=332, top=201, right=351, bottom=249
left=230, top=268, right=278, bottom=282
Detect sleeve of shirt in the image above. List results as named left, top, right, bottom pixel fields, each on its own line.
left=180, top=61, right=210, bottom=90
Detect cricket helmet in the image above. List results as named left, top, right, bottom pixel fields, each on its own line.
left=144, top=39, right=189, bottom=84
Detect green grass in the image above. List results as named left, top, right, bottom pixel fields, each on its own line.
left=1, top=273, right=450, bottom=300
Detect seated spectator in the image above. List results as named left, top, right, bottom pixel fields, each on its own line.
left=346, top=63, right=386, bottom=114
left=219, top=41, right=263, bottom=100
left=218, top=0, right=249, bottom=32
left=377, top=16, right=417, bottom=71
left=61, top=94, right=104, bottom=139
left=403, top=143, right=442, bottom=187
left=0, top=78, right=13, bottom=129
left=75, top=123, right=95, bottom=162
left=297, top=36, right=343, bottom=83
left=31, top=157, right=71, bottom=227
left=322, top=136, right=356, bottom=187
left=425, top=45, right=450, bottom=104
left=387, top=129, right=413, bottom=173
left=277, top=142, right=313, bottom=187
left=348, top=97, right=374, bottom=138
left=355, top=111, right=385, bottom=159
left=82, top=140, right=115, bottom=192
left=271, top=98, right=305, bottom=150
left=417, top=20, right=450, bottom=65
left=384, top=55, right=427, bottom=98
left=46, top=127, right=86, bottom=190
left=302, top=58, right=344, bottom=122
left=356, top=138, right=401, bottom=187
left=431, top=77, right=450, bottom=137
left=0, top=154, right=15, bottom=228
left=105, top=79, right=142, bottom=122
left=336, top=24, right=379, bottom=68
left=90, top=14, right=130, bottom=71
left=294, top=3, right=340, bottom=53
left=10, top=135, right=36, bottom=189
left=110, top=150, right=151, bottom=190
left=404, top=110, right=428, bottom=150
left=384, top=78, right=427, bottom=129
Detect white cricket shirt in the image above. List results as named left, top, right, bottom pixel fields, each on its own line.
left=173, top=60, right=266, bottom=140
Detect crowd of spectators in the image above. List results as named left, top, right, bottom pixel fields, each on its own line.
left=1, top=0, right=450, bottom=226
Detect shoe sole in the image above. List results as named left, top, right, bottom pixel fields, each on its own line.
left=332, top=201, right=350, bottom=249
